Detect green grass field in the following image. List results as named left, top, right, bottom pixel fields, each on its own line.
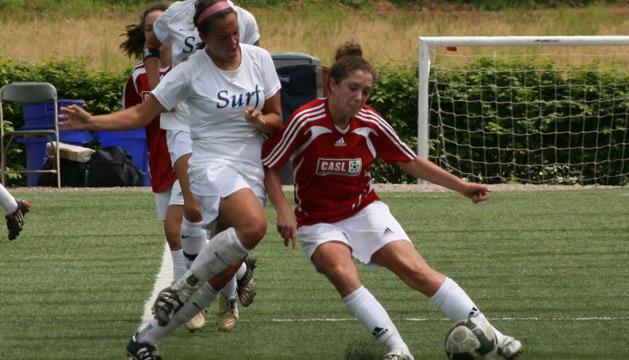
left=0, top=188, right=628, bottom=359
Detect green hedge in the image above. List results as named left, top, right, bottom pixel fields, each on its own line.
left=429, top=58, right=628, bottom=185
left=0, top=58, right=127, bottom=184
left=1, top=58, right=627, bottom=186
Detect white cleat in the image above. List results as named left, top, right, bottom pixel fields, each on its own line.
left=382, top=349, right=414, bottom=360
left=217, top=294, right=239, bottom=332
left=497, top=336, right=523, bottom=359
left=185, top=308, right=207, bottom=332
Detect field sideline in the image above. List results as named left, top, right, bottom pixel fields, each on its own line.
left=0, top=187, right=627, bottom=359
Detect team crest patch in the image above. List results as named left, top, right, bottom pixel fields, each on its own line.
left=316, top=158, right=362, bottom=176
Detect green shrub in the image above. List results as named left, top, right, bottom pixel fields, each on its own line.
left=0, top=58, right=128, bottom=185
left=1, top=58, right=626, bottom=186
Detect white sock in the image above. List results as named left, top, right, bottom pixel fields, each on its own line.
left=430, top=277, right=507, bottom=344
left=343, top=286, right=409, bottom=355
left=0, top=185, right=17, bottom=214
left=137, top=282, right=218, bottom=345
left=180, top=218, right=208, bottom=261
left=236, top=261, right=247, bottom=281
left=174, top=227, right=249, bottom=301
left=170, top=249, right=187, bottom=282
left=430, top=277, right=481, bottom=321
left=220, top=275, right=238, bottom=300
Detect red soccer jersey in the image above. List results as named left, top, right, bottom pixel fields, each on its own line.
left=123, top=62, right=177, bottom=193
left=262, top=98, right=416, bottom=226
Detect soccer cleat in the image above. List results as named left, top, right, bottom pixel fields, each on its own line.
left=152, top=287, right=184, bottom=326
left=6, top=199, right=30, bottom=241
left=497, top=336, right=523, bottom=359
left=382, top=349, right=414, bottom=360
left=126, top=334, right=162, bottom=360
left=217, top=293, right=239, bottom=332
left=237, top=255, right=257, bottom=307
left=185, top=308, right=207, bottom=333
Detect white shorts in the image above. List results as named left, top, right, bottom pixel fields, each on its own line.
left=189, top=162, right=265, bottom=230
left=297, top=201, right=410, bottom=265
left=166, top=130, right=192, bottom=167
left=153, top=180, right=185, bottom=221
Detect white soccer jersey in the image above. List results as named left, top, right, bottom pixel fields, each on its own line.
left=152, top=44, right=281, bottom=183
left=153, top=0, right=261, bottom=131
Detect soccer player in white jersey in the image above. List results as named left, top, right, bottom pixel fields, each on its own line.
left=59, top=1, right=281, bottom=358
left=143, top=0, right=261, bottom=332
left=0, top=184, right=29, bottom=241
left=262, top=41, right=524, bottom=360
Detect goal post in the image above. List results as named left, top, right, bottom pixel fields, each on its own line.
left=417, top=35, right=629, bottom=185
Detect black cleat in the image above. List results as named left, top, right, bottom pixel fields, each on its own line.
left=126, top=334, right=162, bottom=360
left=6, top=199, right=30, bottom=241
left=237, top=255, right=257, bottom=307
left=152, top=287, right=184, bottom=326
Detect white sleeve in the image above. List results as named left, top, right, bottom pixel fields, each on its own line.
left=151, top=64, right=191, bottom=111
left=260, top=50, right=281, bottom=99
left=152, top=9, right=173, bottom=45
left=237, top=7, right=260, bottom=45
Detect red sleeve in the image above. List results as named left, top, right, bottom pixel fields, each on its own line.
left=361, top=106, right=416, bottom=164
left=123, top=76, right=142, bottom=109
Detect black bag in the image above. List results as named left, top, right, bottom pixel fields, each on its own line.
left=86, top=146, right=143, bottom=187
left=38, top=157, right=90, bottom=187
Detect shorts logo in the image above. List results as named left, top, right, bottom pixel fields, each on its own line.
left=316, top=158, right=361, bottom=176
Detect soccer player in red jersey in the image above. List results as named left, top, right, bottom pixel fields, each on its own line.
left=119, top=2, right=190, bottom=291
left=262, top=41, right=523, bottom=360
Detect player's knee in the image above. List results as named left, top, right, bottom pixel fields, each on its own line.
left=236, top=219, right=266, bottom=249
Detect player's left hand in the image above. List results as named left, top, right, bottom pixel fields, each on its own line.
left=461, top=183, right=491, bottom=203
left=276, top=207, right=298, bottom=249
left=244, top=106, right=265, bottom=128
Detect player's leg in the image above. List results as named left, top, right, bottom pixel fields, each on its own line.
left=155, top=187, right=186, bottom=282
left=211, top=221, right=240, bottom=332
left=371, top=239, right=522, bottom=359
left=152, top=167, right=266, bottom=326
left=0, top=184, right=29, bottom=240
left=300, top=223, right=413, bottom=360
left=128, top=281, right=220, bottom=359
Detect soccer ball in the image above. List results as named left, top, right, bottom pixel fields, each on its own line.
left=444, top=317, right=497, bottom=360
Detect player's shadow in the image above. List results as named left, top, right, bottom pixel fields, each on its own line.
left=344, top=340, right=386, bottom=360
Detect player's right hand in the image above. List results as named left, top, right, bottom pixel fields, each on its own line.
left=58, top=104, right=92, bottom=130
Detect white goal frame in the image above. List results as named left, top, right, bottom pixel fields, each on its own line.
left=417, top=35, right=629, bottom=167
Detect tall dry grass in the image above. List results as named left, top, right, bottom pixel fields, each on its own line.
left=0, top=5, right=627, bottom=73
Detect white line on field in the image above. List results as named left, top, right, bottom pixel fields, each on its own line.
left=139, top=247, right=629, bottom=329
left=270, top=316, right=629, bottom=323
left=138, top=242, right=173, bottom=331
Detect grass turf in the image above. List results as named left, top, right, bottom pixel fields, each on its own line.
left=0, top=188, right=627, bottom=359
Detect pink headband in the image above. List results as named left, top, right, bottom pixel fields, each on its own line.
left=196, top=1, right=233, bottom=26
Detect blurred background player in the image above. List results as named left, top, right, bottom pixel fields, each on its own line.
left=59, top=1, right=281, bottom=358
left=119, top=1, right=208, bottom=330
left=143, top=0, right=259, bottom=331
left=262, top=41, right=523, bottom=360
left=0, top=184, right=29, bottom=241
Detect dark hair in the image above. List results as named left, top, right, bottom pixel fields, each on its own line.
left=193, top=0, right=237, bottom=37
left=119, top=2, right=170, bottom=59
left=329, top=41, right=376, bottom=85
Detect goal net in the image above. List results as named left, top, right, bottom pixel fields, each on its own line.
left=418, top=36, right=629, bottom=185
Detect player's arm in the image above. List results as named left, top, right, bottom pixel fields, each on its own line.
left=264, top=166, right=297, bottom=248
left=398, top=156, right=491, bottom=203
left=144, top=30, right=163, bottom=90
left=245, top=91, right=282, bottom=134
left=59, top=95, right=165, bottom=131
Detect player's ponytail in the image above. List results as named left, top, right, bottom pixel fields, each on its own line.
left=120, top=2, right=169, bottom=59
left=329, top=40, right=376, bottom=86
